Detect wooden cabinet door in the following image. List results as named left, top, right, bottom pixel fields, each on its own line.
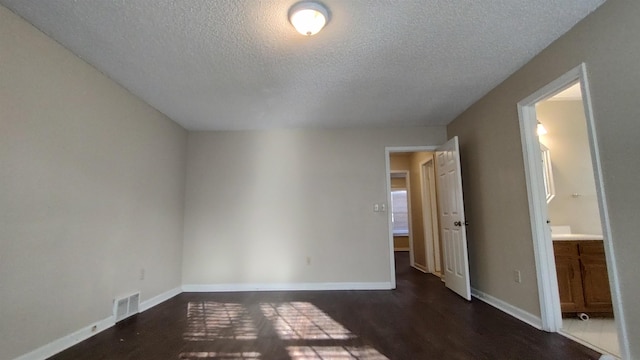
left=581, top=254, right=613, bottom=312
left=555, top=255, right=585, bottom=313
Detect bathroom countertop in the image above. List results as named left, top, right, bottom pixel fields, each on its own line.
left=552, top=234, right=604, bottom=241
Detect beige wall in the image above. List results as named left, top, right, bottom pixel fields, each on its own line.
left=0, top=6, right=187, bottom=359
left=393, top=236, right=410, bottom=251
left=390, top=153, right=411, bottom=171
left=182, top=128, right=446, bottom=285
left=390, top=177, right=407, bottom=189
left=447, top=0, right=639, bottom=356
left=537, top=100, right=602, bottom=235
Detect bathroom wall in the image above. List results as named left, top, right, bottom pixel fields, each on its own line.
left=537, top=100, right=602, bottom=235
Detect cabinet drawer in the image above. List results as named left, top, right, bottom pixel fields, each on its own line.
left=579, top=241, right=605, bottom=254
left=554, top=242, right=579, bottom=256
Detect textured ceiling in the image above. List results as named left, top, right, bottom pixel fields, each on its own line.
left=0, top=0, right=604, bottom=131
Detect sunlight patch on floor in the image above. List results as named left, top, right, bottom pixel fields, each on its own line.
left=260, top=302, right=355, bottom=340
left=182, top=301, right=387, bottom=359
left=184, top=302, right=258, bottom=341
left=178, top=352, right=261, bottom=359
left=287, top=346, right=388, bottom=360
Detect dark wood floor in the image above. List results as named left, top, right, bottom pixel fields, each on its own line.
left=49, top=252, right=600, bottom=359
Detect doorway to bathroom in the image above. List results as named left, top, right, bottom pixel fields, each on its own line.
left=537, top=82, right=618, bottom=357
left=517, top=64, right=628, bottom=358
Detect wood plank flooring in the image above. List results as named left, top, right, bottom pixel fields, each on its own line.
left=49, top=252, right=601, bottom=359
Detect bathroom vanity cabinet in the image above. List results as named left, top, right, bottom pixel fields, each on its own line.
left=553, top=240, right=613, bottom=316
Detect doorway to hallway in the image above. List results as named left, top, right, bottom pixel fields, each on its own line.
left=385, top=139, right=471, bottom=301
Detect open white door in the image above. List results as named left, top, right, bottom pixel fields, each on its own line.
left=435, top=136, right=471, bottom=300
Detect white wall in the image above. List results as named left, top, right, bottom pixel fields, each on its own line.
left=0, top=6, right=187, bottom=359
left=537, top=100, right=602, bottom=235
left=182, top=128, right=446, bottom=287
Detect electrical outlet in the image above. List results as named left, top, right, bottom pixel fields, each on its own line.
left=514, top=270, right=521, bottom=283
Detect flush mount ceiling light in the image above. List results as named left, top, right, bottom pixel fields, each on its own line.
left=289, top=1, right=330, bottom=36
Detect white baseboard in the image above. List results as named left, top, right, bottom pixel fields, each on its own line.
left=13, top=287, right=181, bottom=360
left=14, top=282, right=393, bottom=360
left=140, top=287, right=181, bottom=312
left=471, top=288, right=542, bottom=330
left=13, top=316, right=114, bottom=360
left=182, top=282, right=392, bottom=292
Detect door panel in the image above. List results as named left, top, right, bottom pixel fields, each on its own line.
left=581, top=254, right=613, bottom=310
left=555, top=254, right=585, bottom=313
left=436, top=136, right=471, bottom=300
left=443, top=229, right=453, bottom=273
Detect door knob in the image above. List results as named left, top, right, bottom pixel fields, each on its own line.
left=454, top=221, right=462, bottom=226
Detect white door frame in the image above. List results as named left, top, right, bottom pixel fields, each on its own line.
left=517, top=63, right=629, bottom=358
left=385, top=146, right=437, bottom=288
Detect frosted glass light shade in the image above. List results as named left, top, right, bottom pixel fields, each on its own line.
left=537, top=122, right=548, bottom=136
left=289, top=2, right=329, bottom=36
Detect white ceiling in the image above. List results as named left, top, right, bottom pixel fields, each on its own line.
left=0, top=1, right=604, bottom=131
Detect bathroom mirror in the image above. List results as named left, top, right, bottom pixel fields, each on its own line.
left=540, top=144, right=555, bottom=203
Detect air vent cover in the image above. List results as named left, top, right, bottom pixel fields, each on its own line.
left=113, top=292, right=140, bottom=323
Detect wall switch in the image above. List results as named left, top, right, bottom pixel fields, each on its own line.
left=373, top=203, right=387, bottom=212
left=514, top=270, right=521, bottom=283
left=306, top=256, right=311, bottom=265
left=140, top=268, right=145, bottom=280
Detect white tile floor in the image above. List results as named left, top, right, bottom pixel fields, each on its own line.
left=562, top=317, right=620, bottom=358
